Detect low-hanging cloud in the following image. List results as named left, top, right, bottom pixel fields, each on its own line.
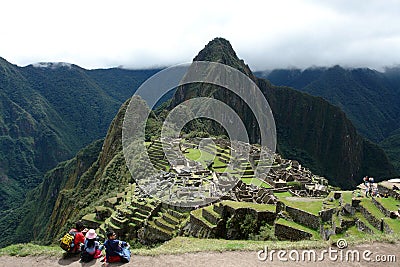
left=1, top=0, right=399, bottom=71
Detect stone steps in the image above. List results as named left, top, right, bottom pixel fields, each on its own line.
left=154, top=217, right=176, bottom=232
left=110, top=214, right=129, bottom=227
left=359, top=200, right=386, bottom=231
left=167, top=208, right=186, bottom=220
left=131, top=200, right=156, bottom=212
left=274, top=218, right=316, bottom=241
left=162, top=212, right=180, bottom=225
left=202, top=206, right=221, bottom=225
left=147, top=221, right=174, bottom=240
left=134, top=211, right=149, bottom=220
left=131, top=217, right=144, bottom=225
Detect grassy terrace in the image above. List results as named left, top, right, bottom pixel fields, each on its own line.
left=203, top=205, right=222, bottom=219
left=221, top=200, right=276, bottom=212
left=241, top=177, right=272, bottom=189
left=383, top=217, right=400, bottom=232
left=81, top=213, right=103, bottom=224
left=274, top=191, right=292, bottom=198
left=376, top=197, right=400, bottom=212
left=275, top=218, right=320, bottom=239
left=184, top=148, right=227, bottom=169
left=354, top=212, right=381, bottom=233
left=279, top=198, right=323, bottom=215
left=360, top=198, right=386, bottom=219
left=250, top=178, right=272, bottom=189
left=341, top=191, right=353, bottom=204
left=191, top=208, right=216, bottom=228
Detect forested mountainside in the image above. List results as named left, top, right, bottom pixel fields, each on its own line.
left=0, top=57, right=159, bottom=212
left=256, top=66, right=400, bottom=171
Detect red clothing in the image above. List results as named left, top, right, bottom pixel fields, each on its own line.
left=69, top=228, right=85, bottom=253
left=107, top=255, right=122, bottom=263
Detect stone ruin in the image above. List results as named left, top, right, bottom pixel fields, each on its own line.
left=81, top=137, right=335, bottom=244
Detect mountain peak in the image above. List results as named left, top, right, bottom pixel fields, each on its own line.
left=194, top=37, right=255, bottom=80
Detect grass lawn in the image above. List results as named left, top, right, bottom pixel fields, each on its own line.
left=360, top=198, right=386, bottom=219
left=376, top=197, right=400, bottom=212
left=131, top=236, right=329, bottom=255
left=354, top=212, right=381, bottom=233
left=341, top=191, right=353, bottom=204
left=280, top=198, right=323, bottom=215
left=0, top=244, right=62, bottom=257
left=250, top=178, right=272, bottom=189
left=241, top=177, right=252, bottom=184
left=184, top=148, right=202, bottom=161
left=221, top=200, right=276, bottom=212
left=274, top=191, right=292, bottom=198
left=184, top=148, right=227, bottom=171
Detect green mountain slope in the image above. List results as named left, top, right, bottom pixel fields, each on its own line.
left=171, top=38, right=395, bottom=188
left=261, top=66, right=400, bottom=142
left=0, top=139, right=103, bottom=247
left=0, top=58, right=159, bottom=213
left=258, top=66, right=400, bottom=172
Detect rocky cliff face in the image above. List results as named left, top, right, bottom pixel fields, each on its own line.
left=44, top=99, right=132, bottom=242
left=0, top=139, right=102, bottom=247
left=171, top=38, right=395, bottom=188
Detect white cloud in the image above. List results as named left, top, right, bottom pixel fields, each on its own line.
left=1, top=0, right=400, bottom=70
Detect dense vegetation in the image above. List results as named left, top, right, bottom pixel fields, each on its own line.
left=0, top=58, right=159, bottom=213
left=256, top=66, right=400, bottom=171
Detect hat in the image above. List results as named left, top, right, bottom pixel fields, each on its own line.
left=85, top=229, right=97, bottom=239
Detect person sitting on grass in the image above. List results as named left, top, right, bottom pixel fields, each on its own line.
left=68, top=221, right=87, bottom=254
left=101, top=230, right=131, bottom=264
left=80, top=229, right=102, bottom=262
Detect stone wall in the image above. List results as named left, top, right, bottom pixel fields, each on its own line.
left=382, top=220, right=393, bottom=234
left=372, top=198, right=391, bottom=217
left=358, top=205, right=382, bottom=231
left=274, top=223, right=312, bottom=241
left=342, top=203, right=355, bottom=216
left=377, top=184, right=400, bottom=199
left=319, top=208, right=336, bottom=222
left=202, top=208, right=220, bottom=225
left=285, top=206, right=320, bottom=230
left=188, top=212, right=218, bottom=238
left=355, top=219, right=375, bottom=235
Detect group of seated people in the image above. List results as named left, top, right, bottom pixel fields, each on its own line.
left=65, top=221, right=131, bottom=265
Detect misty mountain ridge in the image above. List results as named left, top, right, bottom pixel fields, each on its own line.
left=255, top=65, right=400, bottom=171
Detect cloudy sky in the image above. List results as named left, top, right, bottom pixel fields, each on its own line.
left=1, top=0, right=400, bottom=71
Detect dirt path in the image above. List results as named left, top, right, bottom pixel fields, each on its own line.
left=0, top=243, right=398, bottom=267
